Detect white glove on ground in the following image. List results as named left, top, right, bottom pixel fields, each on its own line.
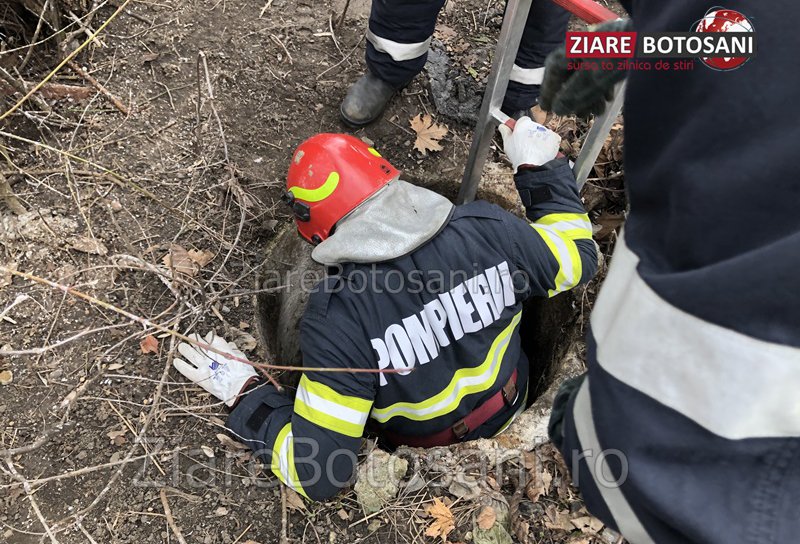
left=173, top=331, right=257, bottom=407
left=498, top=116, right=562, bottom=173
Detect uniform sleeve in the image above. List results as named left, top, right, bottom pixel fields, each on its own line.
left=505, top=158, right=597, bottom=297
left=227, top=316, right=376, bottom=501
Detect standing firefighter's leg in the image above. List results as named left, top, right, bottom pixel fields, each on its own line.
left=341, top=0, right=446, bottom=127
left=503, top=0, right=571, bottom=115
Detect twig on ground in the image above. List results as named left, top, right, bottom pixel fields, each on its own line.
left=270, top=34, right=293, bottom=65
left=328, top=15, right=344, bottom=56
left=280, top=486, right=290, bottom=544
left=336, top=0, right=351, bottom=29
left=0, top=423, right=72, bottom=458
left=0, top=67, right=52, bottom=113
left=67, top=61, right=131, bottom=115
left=317, top=36, right=364, bottom=79
left=0, top=323, right=127, bottom=356
left=0, top=294, right=31, bottom=324
left=111, top=254, right=198, bottom=313
left=0, top=0, right=133, bottom=121
left=76, top=522, right=99, bottom=544
left=106, top=400, right=165, bottom=476
left=65, top=10, right=105, bottom=47
left=259, top=0, right=274, bottom=18
left=233, top=523, right=254, bottom=544
left=2, top=460, right=59, bottom=543
left=160, top=489, right=189, bottom=544
left=19, top=0, right=50, bottom=70
left=198, top=51, right=229, bottom=162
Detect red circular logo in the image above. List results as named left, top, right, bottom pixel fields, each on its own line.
left=694, top=8, right=754, bottom=70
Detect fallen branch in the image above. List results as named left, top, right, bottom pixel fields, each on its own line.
left=160, top=489, right=189, bottom=544
left=0, top=82, right=92, bottom=100
left=67, top=60, right=131, bottom=115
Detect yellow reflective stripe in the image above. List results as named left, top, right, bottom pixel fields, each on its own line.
left=367, top=147, right=381, bottom=157
left=371, top=312, right=521, bottom=423
left=288, top=171, right=340, bottom=202
left=536, top=212, right=593, bottom=240
left=294, top=376, right=371, bottom=438
left=298, top=376, right=372, bottom=412
left=271, top=423, right=308, bottom=498
left=532, top=224, right=581, bottom=297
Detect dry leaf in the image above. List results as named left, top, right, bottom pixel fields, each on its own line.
left=107, top=363, right=124, bottom=371
left=593, top=211, right=626, bottom=240
left=107, top=429, right=126, bottom=439
left=232, top=329, right=258, bottom=352
left=0, top=370, right=13, bottom=385
left=140, top=335, right=159, bottom=355
left=541, top=469, right=553, bottom=491
left=425, top=497, right=455, bottom=542
left=216, top=433, right=248, bottom=450
left=570, top=516, right=604, bottom=534
left=476, top=506, right=497, bottom=530
left=71, top=236, right=108, bottom=256
left=163, top=245, right=198, bottom=277
left=200, top=445, right=215, bottom=458
left=513, top=517, right=531, bottom=544
left=1, top=174, right=26, bottom=215
left=285, top=488, right=307, bottom=512
left=526, top=471, right=546, bottom=503
left=0, top=262, right=15, bottom=289
left=187, top=248, right=214, bottom=267
left=544, top=506, right=574, bottom=532
left=107, top=429, right=127, bottom=446
left=410, top=113, right=448, bottom=156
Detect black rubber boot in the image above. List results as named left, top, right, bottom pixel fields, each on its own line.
left=340, top=72, right=398, bottom=128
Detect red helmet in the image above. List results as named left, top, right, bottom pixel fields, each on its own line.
left=284, top=134, right=399, bottom=244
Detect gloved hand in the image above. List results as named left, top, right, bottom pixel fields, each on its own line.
left=173, top=331, right=258, bottom=407
left=540, top=18, right=632, bottom=118
left=498, top=116, right=561, bottom=173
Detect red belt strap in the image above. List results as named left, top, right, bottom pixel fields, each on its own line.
left=383, top=369, right=519, bottom=448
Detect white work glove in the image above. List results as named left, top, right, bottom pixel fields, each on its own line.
left=173, top=331, right=258, bottom=407
left=498, top=116, right=561, bottom=173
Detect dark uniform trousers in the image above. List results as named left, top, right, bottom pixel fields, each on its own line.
left=366, top=0, right=571, bottom=112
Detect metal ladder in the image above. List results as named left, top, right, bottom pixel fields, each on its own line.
left=457, top=0, right=625, bottom=203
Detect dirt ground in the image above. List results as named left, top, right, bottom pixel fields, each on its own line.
left=0, top=0, right=627, bottom=542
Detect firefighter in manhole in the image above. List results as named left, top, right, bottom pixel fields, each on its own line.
left=173, top=119, right=596, bottom=500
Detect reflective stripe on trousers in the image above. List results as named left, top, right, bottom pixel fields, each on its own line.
left=366, top=29, right=431, bottom=62
left=591, top=232, right=800, bottom=440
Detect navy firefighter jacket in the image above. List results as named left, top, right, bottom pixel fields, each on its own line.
left=228, top=158, right=596, bottom=500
